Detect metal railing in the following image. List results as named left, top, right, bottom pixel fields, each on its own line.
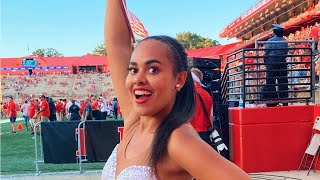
left=33, top=121, right=87, bottom=175
left=76, top=121, right=87, bottom=173
left=34, top=122, right=43, bottom=175
left=222, top=40, right=317, bottom=108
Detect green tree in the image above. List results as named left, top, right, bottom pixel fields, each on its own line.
left=176, top=32, right=220, bottom=50
left=92, top=43, right=107, bottom=56
left=32, top=48, right=45, bottom=57
left=45, top=48, right=62, bottom=57
left=32, top=48, right=62, bottom=57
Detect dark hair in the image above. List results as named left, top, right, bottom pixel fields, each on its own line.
left=140, top=36, right=195, bottom=168
left=274, top=29, right=284, bottom=37
left=24, top=100, right=28, bottom=103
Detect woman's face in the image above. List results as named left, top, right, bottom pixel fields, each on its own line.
left=125, top=39, right=185, bottom=117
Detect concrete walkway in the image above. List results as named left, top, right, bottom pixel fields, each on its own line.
left=1, top=170, right=319, bottom=180
left=1, top=171, right=102, bottom=180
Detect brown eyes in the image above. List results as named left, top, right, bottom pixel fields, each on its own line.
left=128, top=67, right=137, bottom=74
left=148, top=67, right=158, bottom=74
left=128, top=67, right=159, bottom=75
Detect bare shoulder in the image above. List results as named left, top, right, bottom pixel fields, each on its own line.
left=167, top=123, right=250, bottom=180
left=169, top=123, right=200, bottom=144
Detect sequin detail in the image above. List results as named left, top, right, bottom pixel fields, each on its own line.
left=101, top=145, right=157, bottom=180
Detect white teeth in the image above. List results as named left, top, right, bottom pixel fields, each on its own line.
left=134, top=90, right=152, bottom=96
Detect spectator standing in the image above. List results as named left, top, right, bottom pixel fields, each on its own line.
left=101, top=97, right=108, bottom=120
left=20, top=100, right=30, bottom=130
left=65, top=97, right=73, bottom=120
left=309, top=22, right=319, bottom=53
left=190, top=68, right=213, bottom=145
left=29, top=100, right=39, bottom=134
left=48, top=98, right=56, bottom=121
left=62, top=99, right=67, bottom=120
left=106, top=101, right=112, bottom=118
left=79, top=99, right=86, bottom=120
left=34, top=95, right=50, bottom=122
left=55, top=99, right=63, bottom=121
left=91, top=96, right=101, bottom=120
left=7, top=96, right=17, bottom=134
left=1, top=102, right=6, bottom=119
left=69, top=100, right=81, bottom=121
left=112, top=98, right=118, bottom=120
left=263, top=24, right=289, bottom=107
left=83, top=97, right=93, bottom=120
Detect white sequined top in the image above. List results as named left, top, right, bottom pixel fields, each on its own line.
left=101, top=145, right=157, bottom=180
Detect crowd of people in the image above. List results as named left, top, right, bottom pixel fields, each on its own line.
left=0, top=95, right=122, bottom=134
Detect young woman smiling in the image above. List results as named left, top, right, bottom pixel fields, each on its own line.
left=102, top=0, right=250, bottom=179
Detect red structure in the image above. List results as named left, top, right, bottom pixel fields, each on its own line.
left=229, top=105, right=320, bottom=172
left=0, top=54, right=108, bottom=75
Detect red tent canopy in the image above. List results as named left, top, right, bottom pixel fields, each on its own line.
left=186, top=42, right=240, bottom=58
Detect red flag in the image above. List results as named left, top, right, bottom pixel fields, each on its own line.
left=120, top=0, right=148, bottom=40
left=127, top=10, right=149, bottom=39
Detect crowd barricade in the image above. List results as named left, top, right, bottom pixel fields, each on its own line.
left=33, top=120, right=124, bottom=175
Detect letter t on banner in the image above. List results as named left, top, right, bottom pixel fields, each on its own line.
left=120, top=0, right=149, bottom=42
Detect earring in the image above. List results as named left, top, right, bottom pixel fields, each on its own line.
left=176, top=84, right=181, bottom=91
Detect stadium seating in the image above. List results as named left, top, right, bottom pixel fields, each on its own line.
left=0, top=73, right=116, bottom=102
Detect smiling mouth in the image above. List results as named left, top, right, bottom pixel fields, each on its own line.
left=134, top=90, right=152, bottom=103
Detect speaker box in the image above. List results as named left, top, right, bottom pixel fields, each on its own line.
left=202, top=81, right=222, bottom=91
left=193, top=57, right=221, bottom=69
left=200, top=69, right=221, bottom=81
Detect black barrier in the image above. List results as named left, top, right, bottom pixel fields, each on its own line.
left=86, top=120, right=124, bottom=162
left=42, top=121, right=81, bottom=163
left=41, top=120, right=124, bottom=164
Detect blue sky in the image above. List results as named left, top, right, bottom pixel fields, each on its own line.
left=2, top=0, right=259, bottom=58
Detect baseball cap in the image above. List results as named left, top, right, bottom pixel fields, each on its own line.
left=272, top=24, right=284, bottom=30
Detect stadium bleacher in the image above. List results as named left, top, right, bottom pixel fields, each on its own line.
left=1, top=73, right=115, bottom=103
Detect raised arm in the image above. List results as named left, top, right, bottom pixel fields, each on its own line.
left=105, top=0, right=133, bottom=120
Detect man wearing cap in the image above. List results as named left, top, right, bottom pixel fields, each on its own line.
left=34, top=95, right=50, bottom=122
left=263, top=24, right=289, bottom=107
left=189, top=68, right=214, bottom=145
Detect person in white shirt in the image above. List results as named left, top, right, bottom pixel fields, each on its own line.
left=100, top=97, right=108, bottom=120
left=20, top=100, right=30, bottom=130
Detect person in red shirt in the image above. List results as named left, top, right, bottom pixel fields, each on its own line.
left=55, top=99, right=63, bottom=121
left=0, top=102, right=6, bottom=119
left=79, top=99, right=86, bottom=120
left=29, top=100, right=39, bottom=134
left=309, top=22, right=319, bottom=53
left=2, top=102, right=8, bottom=118
left=34, top=95, right=50, bottom=122
left=189, top=68, right=213, bottom=143
left=91, top=96, right=101, bottom=120
left=7, top=96, right=17, bottom=134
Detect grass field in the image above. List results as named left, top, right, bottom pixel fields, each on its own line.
left=0, top=119, right=109, bottom=175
